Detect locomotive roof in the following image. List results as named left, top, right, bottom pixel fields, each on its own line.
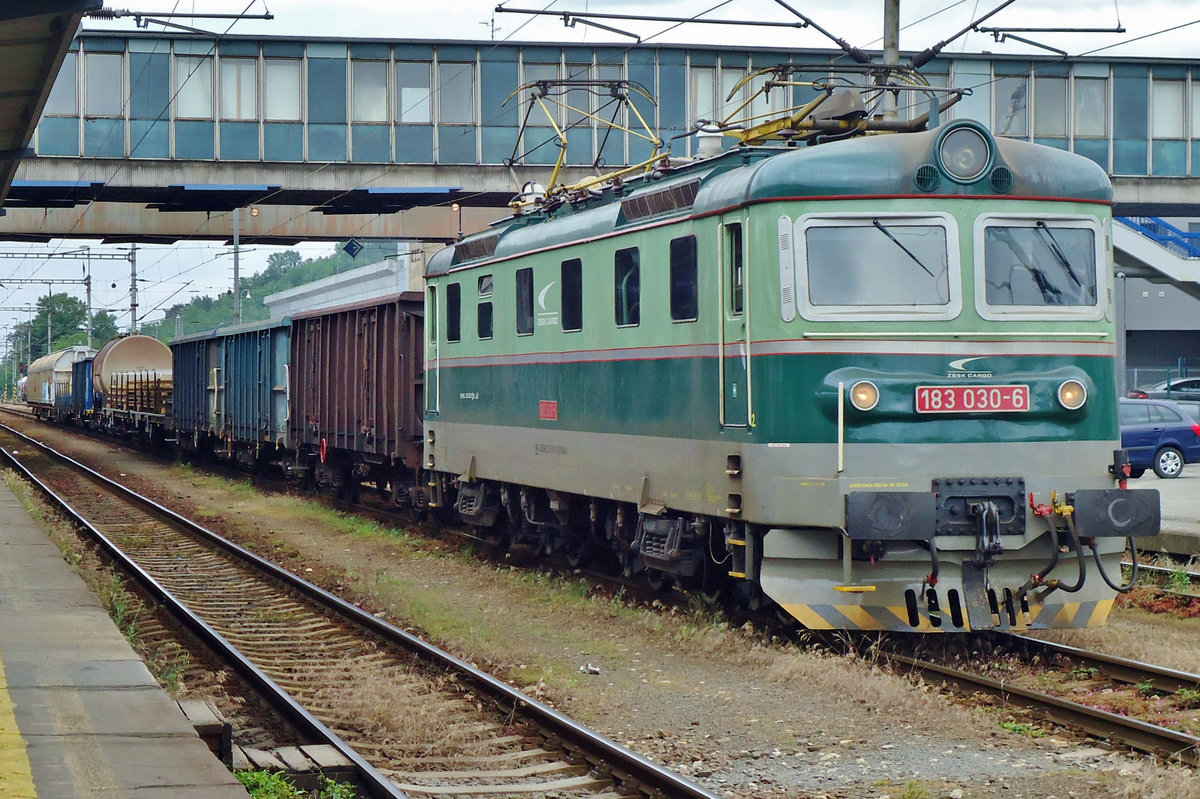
left=426, top=120, right=1112, bottom=278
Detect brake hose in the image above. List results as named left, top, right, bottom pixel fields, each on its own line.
left=1044, top=515, right=1086, bottom=593
left=1090, top=536, right=1138, bottom=593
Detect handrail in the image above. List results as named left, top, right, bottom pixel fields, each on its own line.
left=1117, top=216, right=1200, bottom=259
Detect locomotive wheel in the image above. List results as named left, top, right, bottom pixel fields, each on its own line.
left=697, top=582, right=723, bottom=606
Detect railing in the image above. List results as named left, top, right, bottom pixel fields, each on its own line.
left=1117, top=216, right=1200, bottom=259
left=1124, top=360, right=1198, bottom=396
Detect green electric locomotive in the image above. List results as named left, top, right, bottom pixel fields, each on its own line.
left=422, top=86, right=1159, bottom=632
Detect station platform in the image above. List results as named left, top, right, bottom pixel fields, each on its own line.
left=1137, top=471, right=1200, bottom=560
left=0, top=480, right=247, bottom=798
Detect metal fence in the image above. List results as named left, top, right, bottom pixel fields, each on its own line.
left=1124, top=368, right=1169, bottom=395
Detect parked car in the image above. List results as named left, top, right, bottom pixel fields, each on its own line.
left=1128, top=376, right=1200, bottom=400
left=1174, top=398, right=1200, bottom=423
left=1119, top=397, right=1200, bottom=478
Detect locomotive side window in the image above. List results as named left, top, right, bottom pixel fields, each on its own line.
left=516, top=268, right=534, bottom=335
left=725, top=224, right=744, bottom=315
left=427, top=286, right=438, bottom=341
left=977, top=216, right=1102, bottom=318
left=615, top=248, right=640, bottom=327
left=562, top=259, right=583, bottom=332
left=795, top=214, right=958, bottom=320
left=446, top=282, right=461, bottom=343
left=477, top=274, right=493, bottom=340
left=669, top=235, right=698, bottom=322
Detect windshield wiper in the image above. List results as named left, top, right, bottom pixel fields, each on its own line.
left=1034, top=220, right=1083, bottom=289
left=872, top=218, right=936, bottom=278
left=993, top=228, right=1064, bottom=305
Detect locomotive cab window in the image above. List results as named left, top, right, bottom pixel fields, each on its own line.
left=446, top=282, right=461, bottom=343
left=725, top=224, right=744, bottom=316
left=794, top=213, right=962, bottom=321
left=516, top=267, right=534, bottom=335
left=477, top=274, right=493, bottom=340
left=562, top=259, right=583, bottom=332
left=670, top=235, right=699, bottom=322
left=976, top=215, right=1103, bottom=320
left=615, top=248, right=640, bottom=327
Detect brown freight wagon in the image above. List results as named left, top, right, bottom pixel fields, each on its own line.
left=289, top=292, right=424, bottom=501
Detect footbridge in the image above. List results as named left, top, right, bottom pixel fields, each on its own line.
left=2, top=29, right=1199, bottom=292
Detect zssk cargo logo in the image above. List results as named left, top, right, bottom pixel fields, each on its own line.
left=946, top=357, right=993, bottom=379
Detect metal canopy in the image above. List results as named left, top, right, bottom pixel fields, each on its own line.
left=8, top=180, right=504, bottom=218
left=0, top=0, right=99, bottom=210
left=146, top=184, right=282, bottom=213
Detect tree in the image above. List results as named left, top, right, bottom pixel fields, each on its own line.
left=4, top=295, right=123, bottom=363
left=21, top=293, right=88, bottom=360
left=262, top=250, right=303, bottom=281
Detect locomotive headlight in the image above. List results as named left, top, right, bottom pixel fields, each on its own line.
left=939, top=127, right=990, bottom=181
left=1058, top=379, right=1088, bottom=410
left=849, top=380, right=879, bottom=411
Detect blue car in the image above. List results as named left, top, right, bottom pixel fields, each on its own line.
left=1119, top=398, right=1200, bottom=478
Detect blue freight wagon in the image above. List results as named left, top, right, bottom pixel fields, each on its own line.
left=170, top=318, right=291, bottom=470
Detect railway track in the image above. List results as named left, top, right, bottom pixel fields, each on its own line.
left=9, top=410, right=1200, bottom=776
left=883, top=633, right=1200, bottom=766
left=0, top=422, right=723, bottom=799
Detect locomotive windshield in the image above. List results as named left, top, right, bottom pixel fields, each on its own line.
left=803, top=221, right=950, bottom=307
left=982, top=221, right=1098, bottom=307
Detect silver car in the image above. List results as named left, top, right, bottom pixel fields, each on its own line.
left=1129, top=377, right=1200, bottom=400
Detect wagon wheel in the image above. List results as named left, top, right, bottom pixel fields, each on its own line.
left=562, top=532, right=594, bottom=569
left=644, top=568, right=669, bottom=592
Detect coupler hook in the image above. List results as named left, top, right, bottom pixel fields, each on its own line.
left=969, top=500, right=1004, bottom=568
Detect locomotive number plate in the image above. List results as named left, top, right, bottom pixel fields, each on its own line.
left=915, top=384, right=1030, bottom=413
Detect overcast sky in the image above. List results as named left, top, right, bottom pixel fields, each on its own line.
left=3, top=1, right=1197, bottom=341
left=81, top=1, right=1200, bottom=58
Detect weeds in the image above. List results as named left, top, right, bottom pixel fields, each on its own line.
left=1176, top=687, right=1200, bottom=708
left=235, top=770, right=357, bottom=798
left=96, top=573, right=140, bottom=642
left=1137, top=678, right=1158, bottom=697
left=1168, top=568, right=1193, bottom=593
left=317, top=776, right=358, bottom=799
left=152, top=645, right=190, bottom=694
left=896, top=779, right=933, bottom=799
left=999, top=720, right=1047, bottom=737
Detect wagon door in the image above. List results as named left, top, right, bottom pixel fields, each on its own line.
left=719, top=218, right=750, bottom=427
